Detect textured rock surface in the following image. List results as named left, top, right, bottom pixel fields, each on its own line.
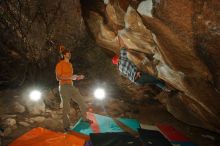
left=12, top=102, right=25, bottom=113
left=30, top=116, right=45, bottom=123
left=18, top=122, right=30, bottom=127
left=4, top=118, right=16, bottom=127
left=0, top=0, right=87, bottom=87
left=0, top=0, right=220, bottom=136
left=25, top=100, right=45, bottom=115
left=82, top=0, right=220, bottom=133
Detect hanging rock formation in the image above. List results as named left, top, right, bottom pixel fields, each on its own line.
left=81, top=0, right=220, bottom=133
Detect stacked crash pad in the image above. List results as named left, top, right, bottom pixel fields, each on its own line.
left=73, top=113, right=196, bottom=146
left=9, top=113, right=196, bottom=146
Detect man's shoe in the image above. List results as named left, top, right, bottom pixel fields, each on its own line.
left=170, top=90, right=179, bottom=96
left=64, top=125, right=76, bottom=133
left=64, top=127, right=71, bottom=133
left=64, top=128, right=69, bottom=131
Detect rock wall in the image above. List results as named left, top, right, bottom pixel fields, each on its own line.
left=81, top=0, right=220, bottom=133
left=1, top=0, right=220, bottom=134
left=0, top=0, right=87, bottom=87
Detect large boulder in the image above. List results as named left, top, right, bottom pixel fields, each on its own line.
left=0, top=0, right=88, bottom=87
left=30, top=116, right=46, bottom=123
left=43, top=88, right=61, bottom=109
left=4, top=118, right=16, bottom=127
left=25, top=100, right=45, bottom=115
left=82, top=0, right=220, bottom=133
left=12, top=102, right=25, bottom=114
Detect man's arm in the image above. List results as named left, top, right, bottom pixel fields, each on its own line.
left=126, top=49, right=150, bottom=67
left=126, top=50, right=158, bottom=76
left=56, top=74, right=85, bottom=81
left=56, top=74, right=72, bottom=81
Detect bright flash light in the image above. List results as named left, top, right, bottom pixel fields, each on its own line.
left=94, top=88, right=106, bottom=100
left=29, top=90, right=42, bottom=101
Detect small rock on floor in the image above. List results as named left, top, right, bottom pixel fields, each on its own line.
left=18, top=122, right=30, bottom=127
left=13, top=102, right=25, bottom=113
left=4, top=118, right=16, bottom=127
left=30, top=116, right=45, bottom=123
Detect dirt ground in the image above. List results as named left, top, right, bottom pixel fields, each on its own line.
left=0, top=88, right=220, bottom=146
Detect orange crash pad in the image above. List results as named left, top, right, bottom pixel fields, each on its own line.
left=9, top=127, right=85, bottom=146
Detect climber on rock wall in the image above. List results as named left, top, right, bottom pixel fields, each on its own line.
left=112, top=36, right=171, bottom=92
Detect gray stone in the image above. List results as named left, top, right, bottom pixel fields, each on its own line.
left=4, top=118, right=16, bottom=127
left=24, top=118, right=34, bottom=124
left=19, top=122, right=30, bottom=127
left=1, top=115, right=17, bottom=120
left=13, top=102, right=25, bottom=113
left=26, top=100, right=45, bottom=115
left=51, top=111, right=62, bottom=119
left=30, top=116, right=45, bottom=123
left=51, top=111, right=59, bottom=119
left=44, top=118, right=62, bottom=130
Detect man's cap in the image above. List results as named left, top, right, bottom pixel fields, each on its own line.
left=59, top=45, right=70, bottom=55
left=112, top=55, right=119, bottom=65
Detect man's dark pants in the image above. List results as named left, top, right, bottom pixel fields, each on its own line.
left=135, top=72, right=166, bottom=89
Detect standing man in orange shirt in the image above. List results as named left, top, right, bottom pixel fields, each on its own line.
left=55, top=47, right=88, bottom=131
